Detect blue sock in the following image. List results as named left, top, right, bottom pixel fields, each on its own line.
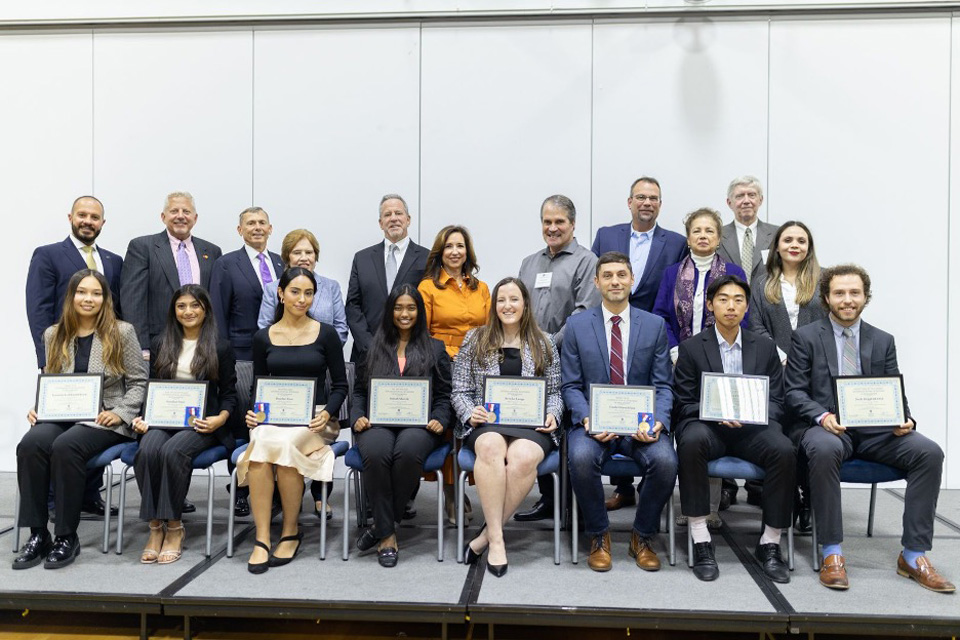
left=822, top=544, right=842, bottom=559
left=902, top=548, right=924, bottom=569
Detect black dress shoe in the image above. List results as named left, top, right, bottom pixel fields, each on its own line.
left=356, top=529, right=378, bottom=553
left=487, top=562, right=508, bottom=577
left=377, top=546, right=398, bottom=568
left=181, top=499, right=196, bottom=514
left=692, top=541, right=719, bottom=581
left=248, top=540, right=270, bottom=574
left=43, top=535, right=80, bottom=569
left=81, top=497, right=118, bottom=517
left=755, top=543, right=790, bottom=583
left=234, top=495, right=251, bottom=518
left=268, top=531, right=303, bottom=567
left=12, top=531, right=52, bottom=570
left=719, top=488, right=736, bottom=512
left=513, top=499, right=552, bottom=522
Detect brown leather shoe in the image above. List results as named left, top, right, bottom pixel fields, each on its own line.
left=897, top=553, right=956, bottom=593
left=819, top=554, right=849, bottom=590
left=604, top=492, right=636, bottom=511
left=587, top=532, right=612, bottom=572
left=629, top=532, right=661, bottom=571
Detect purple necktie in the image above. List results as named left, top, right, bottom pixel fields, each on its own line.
left=176, top=241, right=193, bottom=286
left=257, top=253, right=273, bottom=287
left=610, top=316, right=625, bottom=385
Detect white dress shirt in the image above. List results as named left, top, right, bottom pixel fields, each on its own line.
left=384, top=235, right=411, bottom=271
left=733, top=219, right=759, bottom=257
left=601, top=304, right=630, bottom=378
left=715, top=325, right=743, bottom=375
left=243, top=243, right=278, bottom=289
left=70, top=235, right=104, bottom=274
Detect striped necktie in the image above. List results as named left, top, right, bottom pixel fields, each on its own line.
left=741, top=227, right=754, bottom=283
left=841, top=328, right=860, bottom=375
left=610, top=315, right=625, bottom=385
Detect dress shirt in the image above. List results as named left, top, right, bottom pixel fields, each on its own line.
left=780, top=276, right=800, bottom=331
left=166, top=231, right=200, bottom=285
left=70, top=235, right=104, bottom=273
left=384, top=235, right=411, bottom=272
left=629, top=225, right=656, bottom=292
left=733, top=219, right=759, bottom=261
left=517, top=237, right=600, bottom=345
left=715, top=325, right=743, bottom=375
left=600, top=304, right=630, bottom=378
left=418, top=271, right=490, bottom=358
left=830, top=316, right=862, bottom=373
left=243, top=243, right=277, bottom=288
left=256, top=271, right=349, bottom=344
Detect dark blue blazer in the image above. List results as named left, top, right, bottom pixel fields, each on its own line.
left=591, top=223, right=688, bottom=313
left=652, top=260, right=749, bottom=349
left=561, top=305, right=673, bottom=432
left=26, top=237, right=123, bottom=367
left=208, top=247, right=284, bottom=361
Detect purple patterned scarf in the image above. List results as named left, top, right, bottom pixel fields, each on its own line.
left=673, top=253, right=727, bottom=342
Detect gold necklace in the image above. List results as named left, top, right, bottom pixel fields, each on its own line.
left=281, top=320, right=313, bottom=345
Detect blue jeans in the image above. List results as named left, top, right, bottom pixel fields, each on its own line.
left=567, top=426, right=677, bottom=537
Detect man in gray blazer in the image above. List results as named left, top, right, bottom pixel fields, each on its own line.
left=120, top=192, right=222, bottom=354
left=785, top=264, right=953, bottom=593
left=716, top=176, right=778, bottom=285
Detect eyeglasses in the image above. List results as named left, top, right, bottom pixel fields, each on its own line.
left=631, top=195, right=661, bottom=203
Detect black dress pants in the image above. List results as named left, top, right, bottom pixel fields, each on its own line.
left=135, top=428, right=219, bottom=521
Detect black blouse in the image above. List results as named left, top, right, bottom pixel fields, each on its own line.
left=74, top=334, right=94, bottom=374
left=499, top=347, right=521, bottom=376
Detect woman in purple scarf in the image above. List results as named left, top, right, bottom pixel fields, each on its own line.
left=653, top=208, right=748, bottom=364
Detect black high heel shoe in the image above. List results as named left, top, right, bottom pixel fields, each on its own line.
left=247, top=540, right=271, bottom=574
left=464, top=526, right=488, bottom=565
left=487, top=561, right=508, bottom=578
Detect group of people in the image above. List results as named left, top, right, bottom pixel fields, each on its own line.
left=14, top=178, right=953, bottom=595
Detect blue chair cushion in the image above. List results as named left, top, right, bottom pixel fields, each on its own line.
left=457, top=447, right=476, bottom=473
left=344, top=445, right=362, bottom=470
left=230, top=442, right=249, bottom=465
left=86, top=442, right=130, bottom=469
left=840, top=458, right=907, bottom=484
left=192, top=445, right=228, bottom=469
left=331, top=440, right=349, bottom=457
left=707, top=456, right=765, bottom=481
left=119, top=442, right=139, bottom=466
left=459, top=446, right=557, bottom=475
left=424, top=443, right=452, bottom=473
left=601, top=453, right=642, bottom=478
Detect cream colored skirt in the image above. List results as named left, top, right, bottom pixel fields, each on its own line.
left=236, top=418, right=338, bottom=486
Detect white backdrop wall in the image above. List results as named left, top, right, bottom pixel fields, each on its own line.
left=2, top=13, right=957, bottom=487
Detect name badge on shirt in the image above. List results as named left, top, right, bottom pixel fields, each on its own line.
left=534, top=272, right=552, bottom=288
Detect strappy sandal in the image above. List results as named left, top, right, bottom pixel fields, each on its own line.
left=157, top=524, right=185, bottom=565
left=140, top=522, right=165, bottom=564
left=268, top=531, right=303, bottom=567
left=248, top=540, right=271, bottom=574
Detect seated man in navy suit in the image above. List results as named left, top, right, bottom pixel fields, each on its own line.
left=563, top=251, right=677, bottom=572
left=673, top=275, right=794, bottom=583
left=786, top=264, right=953, bottom=592
left=25, top=195, right=124, bottom=516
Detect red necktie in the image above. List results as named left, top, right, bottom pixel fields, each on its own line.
left=610, top=315, right=625, bottom=385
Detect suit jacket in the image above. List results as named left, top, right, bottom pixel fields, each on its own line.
left=42, top=321, right=147, bottom=438
left=120, top=231, right=222, bottom=349
left=561, top=305, right=673, bottom=432
left=748, top=273, right=827, bottom=356
left=672, top=327, right=784, bottom=434
left=591, top=223, right=688, bottom=313
left=26, top=237, right=124, bottom=367
left=716, top=220, right=778, bottom=283
left=345, top=239, right=429, bottom=361
left=784, top=318, right=913, bottom=435
left=208, top=247, right=284, bottom=361
left=148, top=336, right=239, bottom=452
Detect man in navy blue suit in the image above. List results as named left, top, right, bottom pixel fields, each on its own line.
left=25, top=195, right=124, bottom=516
left=591, top=177, right=687, bottom=511
left=563, top=251, right=677, bottom=572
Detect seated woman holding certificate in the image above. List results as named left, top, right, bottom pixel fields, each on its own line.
left=15, top=269, right=146, bottom=570
left=130, top=284, right=237, bottom=565
left=350, top=284, right=452, bottom=567
left=237, top=267, right=348, bottom=574
left=451, top=277, right=562, bottom=578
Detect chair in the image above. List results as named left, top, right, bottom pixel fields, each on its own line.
left=456, top=447, right=561, bottom=565
left=810, top=458, right=907, bottom=570
left=570, top=453, right=676, bottom=566
left=12, top=442, right=129, bottom=554
left=686, top=456, right=794, bottom=570
left=342, top=442, right=452, bottom=561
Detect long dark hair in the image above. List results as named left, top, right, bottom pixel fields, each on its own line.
left=46, top=269, right=125, bottom=375
left=273, top=267, right=318, bottom=323
left=153, top=285, right=220, bottom=382
left=364, top=284, right=436, bottom=380
left=763, top=220, right=819, bottom=306
left=423, top=225, right=480, bottom=291
left=469, top=277, right=552, bottom=375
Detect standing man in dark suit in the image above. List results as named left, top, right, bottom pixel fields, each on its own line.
left=591, top=177, right=687, bottom=510
left=716, top=176, right=778, bottom=285
left=25, top=195, right=124, bottom=516
left=785, top=264, right=953, bottom=593
left=674, top=275, right=794, bottom=583
left=121, top=192, right=222, bottom=356
left=563, top=251, right=677, bottom=572
left=346, top=193, right=429, bottom=364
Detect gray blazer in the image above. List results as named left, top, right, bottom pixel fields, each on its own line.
left=749, top=273, right=827, bottom=355
left=451, top=328, right=563, bottom=444
left=43, top=321, right=147, bottom=438
left=716, top=220, right=778, bottom=283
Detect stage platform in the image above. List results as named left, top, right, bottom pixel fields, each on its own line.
left=0, top=472, right=957, bottom=639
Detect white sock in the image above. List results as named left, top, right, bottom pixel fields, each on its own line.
left=759, top=525, right=781, bottom=546
left=690, top=516, right=711, bottom=544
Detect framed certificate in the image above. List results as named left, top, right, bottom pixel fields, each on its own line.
left=589, top=384, right=656, bottom=436
left=253, top=377, right=316, bottom=426
left=482, top=376, right=546, bottom=429
left=833, top=375, right=907, bottom=428
left=144, top=380, right=209, bottom=429
left=699, top=373, right=769, bottom=425
left=368, top=377, right=431, bottom=427
left=35, top=373, right=104, bottom=422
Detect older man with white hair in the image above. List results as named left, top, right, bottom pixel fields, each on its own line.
left=717, top=176, right=778, bottom=285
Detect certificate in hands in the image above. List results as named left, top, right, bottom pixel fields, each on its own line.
left=833, top=375, right=906, bottom=428
left=368, top=377, right=431, bottom=427
left=589, top=384, right=656, bottom=436
left=482, top=376, right=546, bottom=428
left=699, top=373, right=769, bottom=425
left=144, top=380, right=209, bottom=429
left=253, top=377, right=316, bottom=426
left=35, top=373, right=104, bottom=422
